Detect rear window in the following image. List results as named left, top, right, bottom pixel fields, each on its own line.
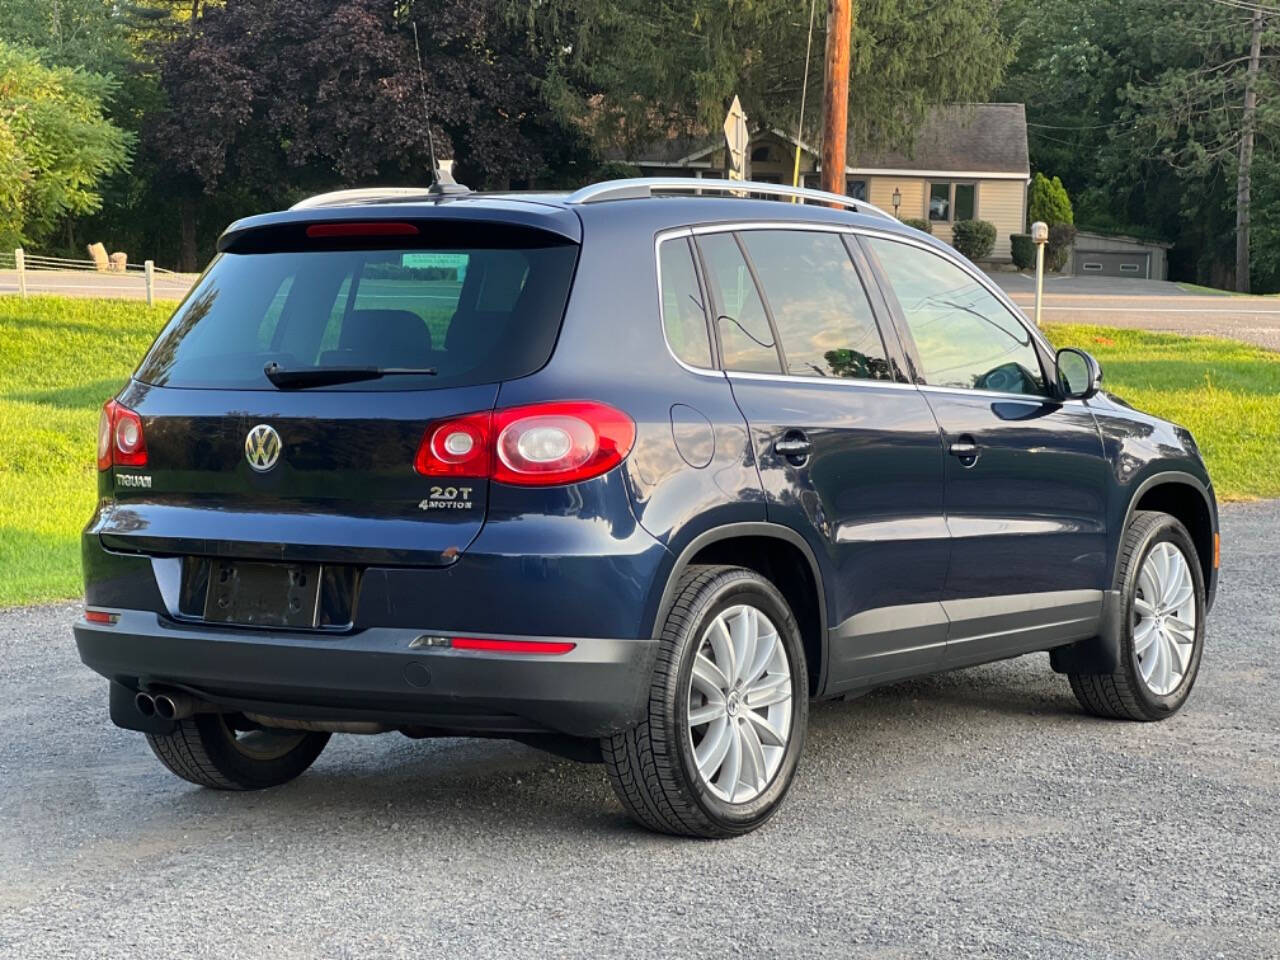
left=136, top=239, right=578, bottom=390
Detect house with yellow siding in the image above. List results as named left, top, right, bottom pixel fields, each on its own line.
left=616, top=103, right=1031, bottom=263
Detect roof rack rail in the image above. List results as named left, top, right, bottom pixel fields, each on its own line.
left=290, top=187, right=440, bottom=210
left=565, top=177, right=897, bottom=220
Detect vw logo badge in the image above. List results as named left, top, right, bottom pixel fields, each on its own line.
left=244, top=423, right=282, bottom=472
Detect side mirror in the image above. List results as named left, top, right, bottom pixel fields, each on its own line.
left=1056, top=347, right=1102, bottom=400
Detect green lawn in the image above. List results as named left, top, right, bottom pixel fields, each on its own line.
left=1045, top=323, right=1280, bottom=501
left=0, top=296, right=1276, bottom=607
left=0, top=296, right=176, bottom=606
left=1175, top=282, right=1280, bottom=297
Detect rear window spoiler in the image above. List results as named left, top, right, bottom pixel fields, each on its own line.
left=218, top=201, right=582, bottom=254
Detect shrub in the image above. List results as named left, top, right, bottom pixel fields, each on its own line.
left=901, top=217, right=932, bottom=234
left=950, top=219, right=997, bottom=260
left=1046, top=223, right=1077, bottom=271
left=1029, top=172, right=1074, bottom=226
left=1010, top=233, right=1035, bottom=269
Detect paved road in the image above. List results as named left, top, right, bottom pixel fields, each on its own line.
left=1, top=503, right=1277, bottom=957
left=0, top=269, right=196, bottom=302
left=990, top=274, right=1280, bottom=351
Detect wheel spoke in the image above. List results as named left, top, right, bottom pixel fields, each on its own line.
left=1137, top=565, right=1160, bottom=610
left=1154, top=630, right=1173, bottom=692
left=739, top=718, right=768, bottom=791
left=695, top=717, right=731, bottom=779
left=731, top=607, right=757, bottom=687
left=1160, top=554, right=1185, bottom=609
left=708, top=615, right=736, bottom=690
left=717, top=718, right=743, bottom=801
left=745, top=674, right=792, bottom=710
left=1167, top=612, right=1194, bottom=640
left=743, top=628, right=779, bottom=689
left=692, top=654, right=729, bottom=700
left=1133, top=618, right=1158, bottom=656
left=1166, top=630, right=1189, bottom=678
left=746, top=709, right=787, bottom=748
left=1139, top=631, right=1159, bottom=683
left=1133, top=595, right=1157, bottom=618
left=689, top=701, right=725, bottom=726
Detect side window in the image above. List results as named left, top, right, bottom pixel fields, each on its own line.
left=658, top=238, right=713, bottom=368
left=866, top=238, right=1046, bottom=396
left=697, top=233, right=781, bottom=374
left=740, top=230, right=892, bottom=381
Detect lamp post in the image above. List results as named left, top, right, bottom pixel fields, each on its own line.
left=1031, top=220, right=1049, bottom=329
left=892, top=188, right=901, bottom=219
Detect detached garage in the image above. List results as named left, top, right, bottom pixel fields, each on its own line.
left=1071, top=231, right=1171, bottom=280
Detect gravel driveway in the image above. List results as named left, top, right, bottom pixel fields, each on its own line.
left=1, top=503, right=1277, bottom=959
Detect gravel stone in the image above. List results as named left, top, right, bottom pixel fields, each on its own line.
left=0, top=502, right=1276, bottom=958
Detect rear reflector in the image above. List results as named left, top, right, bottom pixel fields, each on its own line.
left=451, top=637, right=577, bottom=655
left=1214, top=532, right=1220, bottom=569
left=84, top=609, right=118, bottom=625
left=305, top=222, right=420, bottom=239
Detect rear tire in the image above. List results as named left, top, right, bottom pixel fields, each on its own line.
left=146, top=713, right=330, bottom=790
left=1069, top=511, right=1206, bottom=721
left=603, top=565, right=808, bottom=838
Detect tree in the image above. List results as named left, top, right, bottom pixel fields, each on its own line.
left=1122, top=6, right=1279, bottom=292
left=0, top=41, right=132, bottom=249
left=520, top=0, right=1014, bottom=159
left=999, top=0, right=1280, bottom=290
left=1028, top=173, right=1073, bottom=225
left=146, top=0, right=592, bottom=269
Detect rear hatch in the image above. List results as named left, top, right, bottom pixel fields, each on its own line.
left=100, top=211, right=579, bottom=586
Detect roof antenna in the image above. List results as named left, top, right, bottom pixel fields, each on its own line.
left=412, top=21, right=468, bottom=196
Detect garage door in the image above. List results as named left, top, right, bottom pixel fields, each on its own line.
left=1074, top=250, right=1151, bottom=278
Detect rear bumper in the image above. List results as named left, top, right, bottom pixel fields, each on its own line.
left=75, top=611, right=658, bottom=739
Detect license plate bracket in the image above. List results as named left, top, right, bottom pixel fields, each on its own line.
left=203, top=560, right=322, bottom=628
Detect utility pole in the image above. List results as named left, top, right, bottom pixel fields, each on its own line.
left=820, top=0, right=853, bottom=198
left=1236, top=8, right=1264, bottom=293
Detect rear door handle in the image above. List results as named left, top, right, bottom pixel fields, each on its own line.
left=774, top=433, right=812, bottom=461
left=948, top=434, right=979, bottom=464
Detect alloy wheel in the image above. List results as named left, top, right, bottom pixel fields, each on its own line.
left=687, top=603, right=794, bottom=804
left=1133, top=541, right=1198, bottom=696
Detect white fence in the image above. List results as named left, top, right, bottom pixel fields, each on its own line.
left=0, top=248, right=197, bottom=305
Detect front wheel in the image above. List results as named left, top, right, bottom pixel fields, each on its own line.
left=1069, top=510, right=1206, bottom=721
left=603, top=565, right=808, bottom=838
left=147, top=713, right=330, bottom=790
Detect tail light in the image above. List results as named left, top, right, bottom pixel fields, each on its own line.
left=97, top=400, right=147, bottom=470
left=415, top=401, right=635, bottom=486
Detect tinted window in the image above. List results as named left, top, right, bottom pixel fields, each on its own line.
left=954, top=183, right=976, bottom=221
left=135, top=242, right=577, bottom=390
left=867, top=238, right=1046, bottom=395
left=740, top=230, right=892, bottom=381
left=659, top=239, right=712, bottom=368
left=697, top=233, right=781, bottom=374
left=928, top=183, right=950, bottom=222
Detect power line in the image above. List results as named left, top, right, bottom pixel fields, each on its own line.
left=1207, top=0, right=1280, bottom=15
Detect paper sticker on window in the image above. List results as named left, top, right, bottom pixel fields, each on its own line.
left=401, top=253, right=469, bottom=281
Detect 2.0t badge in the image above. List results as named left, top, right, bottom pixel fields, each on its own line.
left=244, top=423, right=282, bottom=472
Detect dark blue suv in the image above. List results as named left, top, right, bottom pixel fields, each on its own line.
left=75, top=178, right=1218, bottom=837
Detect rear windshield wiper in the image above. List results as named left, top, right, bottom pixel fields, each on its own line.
left=264, top=362, right=437, bottom=389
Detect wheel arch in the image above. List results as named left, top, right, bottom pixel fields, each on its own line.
left=1121, top=472, right=1217, bottom=608
left=649, top=523, right=829, bottom=697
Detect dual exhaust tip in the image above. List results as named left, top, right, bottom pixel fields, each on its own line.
left=134, top=690, right=200, bottom=721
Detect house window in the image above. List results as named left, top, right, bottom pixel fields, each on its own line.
left=928, top=182, right=978, bottom=222
left=846, top=179, right=867, bottom=201
left=751, top=145, right=774, bottom=163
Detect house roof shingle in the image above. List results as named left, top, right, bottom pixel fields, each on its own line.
left=853, top=103, right=1028, bottom=175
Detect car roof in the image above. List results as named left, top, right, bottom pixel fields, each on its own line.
left=218, top=186, right=930, bottom=251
